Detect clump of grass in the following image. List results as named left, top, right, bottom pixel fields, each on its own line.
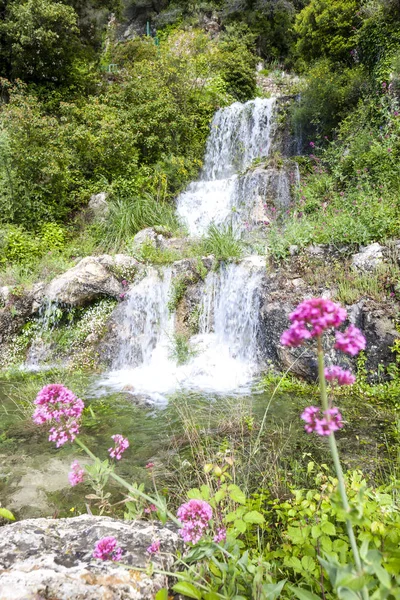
left=103, top=194, right=181, bottom=252
left=168, top=333, right=197, bottom=365
left=200, top=223, right=243, bottom=261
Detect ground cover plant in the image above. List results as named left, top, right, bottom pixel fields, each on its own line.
left=23, top=297, right=400, bottom=598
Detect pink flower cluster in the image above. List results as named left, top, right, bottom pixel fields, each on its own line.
left=280, top=298, right=347, bottom=347
left=335, top=324, right=366, bottom=356
left=177, top=499, right=213, bottom=544
left=301, top=406, right=344, bottom=436
left=68, top=460, right=85, bottom=486
left=32, top=384, right=84, bottom=447
left=147, top=539, right=160, bottom=555
left=144, top=504, right=157, bottom=514
left=280, top=298, right=366, bottom=358
left=93, top=537, right=123, bottom=561
left=108, top=434, right=129, bottom=460
left=214, top=527, right=227, bottom=543
left=324, top=366, right=355, bottom=386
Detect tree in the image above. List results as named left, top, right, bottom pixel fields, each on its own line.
left=294, top=0, right=361, bottom=65
left=3, top=0, right=80, bottom=83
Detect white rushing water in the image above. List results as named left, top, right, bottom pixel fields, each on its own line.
left=95, top=98, right=281, bottom=399
left=98, top=257, right=264, bottom=401
left=176, top=97, right=276, bottom=236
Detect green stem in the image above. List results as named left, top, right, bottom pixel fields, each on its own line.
left=317, top=337, right=368, bottom=599
left=74, top=437, right=181, bottom=526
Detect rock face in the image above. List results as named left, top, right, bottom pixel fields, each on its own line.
left=44, top=255, right=138, bottom=306
left=352, top=243, right=384, bottom=272
left=0, top=515, right=180, bottom=600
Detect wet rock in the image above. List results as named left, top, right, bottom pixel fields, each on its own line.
left=0, top=514, right=180, bottom=600
left=352, top=243, right=384, bottom=272
left=88, top=192, right=109, bottom=222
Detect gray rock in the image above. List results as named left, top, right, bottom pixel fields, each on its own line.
left=88, top=192, right=109, bottom=222
left=352, top=243, right=384, bottom=272
left=44, top=256, right=122, bottom=306
left=0, top=514, right=180, bottom=600
left=133, top=228, right=167, bottom=249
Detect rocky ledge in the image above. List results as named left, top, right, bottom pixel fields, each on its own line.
left=0, top=514, right=180, bottom=600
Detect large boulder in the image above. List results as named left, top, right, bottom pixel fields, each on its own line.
left=0, top=514, right=180, bottom=600
left=43, top=256, right=137, bottom=306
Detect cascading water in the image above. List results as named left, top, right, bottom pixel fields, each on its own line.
left=97, top=97, right=282, bottom=400
left=99, top=258, right=264, bottom=400
left=24, top=300, right=62, bottom=370
left=176, top=97, right=276, bottom=236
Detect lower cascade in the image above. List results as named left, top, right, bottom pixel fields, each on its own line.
left=99, top=258, right=264, bottom=400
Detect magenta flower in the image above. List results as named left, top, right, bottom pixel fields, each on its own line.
left=147, top=539, right=161, bottom=555
left=301, top=406, right=320, bottom=433
left=309, top=141, right=315, bottom=147
left=280, top=298, right=347, bottom=347
left=214, top=527, right=227, bottom=543
left=301, top=406, right=344, bottom=435
left=325, top=366, right=356, bottom=386
left=335, top=325, right=366, bottom=356
left=177, top=499, right=213, bottom=544
left=32, top=384, right=84, bottom=447
left=315, top=408, right=344, bottom=436
left=68, top=460, right=85, bottom=486
left=144, top=504, right=157, bottom=514
left=121, top=279, right=128, bottom=287
left=93, top=537, right=123, bottom=561
left=108, top=434, right=129, bottom=460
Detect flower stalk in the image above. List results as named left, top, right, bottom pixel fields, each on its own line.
left=317, top=336, right=368, bottom=600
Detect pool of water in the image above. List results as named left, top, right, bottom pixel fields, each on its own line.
left=0, top=371, right=395, bottom=520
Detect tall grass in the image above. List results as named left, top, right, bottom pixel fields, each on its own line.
left=104, top=193, right=181, bottom=251
left=200, top=223, right=243, bottom=261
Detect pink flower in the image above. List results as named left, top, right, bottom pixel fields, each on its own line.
left=144, top=504, right=157, bottom=514
left=177, top=499, right=213, bottom=544
left=147, top=540, right=160, bottom=554
left=32, top=384, right=84, bottom=447
left=315, top=408, right=344, bottom=436
left=214, top=527, right=227, bottom=543
left=309, top=141, right=315, bottom=147
left=121, top=279, right=128, bottom=287
left=108, top=434, right=129, bottom=460
left=301, top=406, right=320, bottom=433
left=68, top=460, right=85, bottom=486
left=93, top=537, right=123, bottom=561
left=301, top=406, right=344, bottom=435
left=325, top=366, right=356, bottom=386
left=335, top=325, right=366, bottom=356
left=280, top=298, right=347, bottom=347
left=145, top=462, right=154, bottom=469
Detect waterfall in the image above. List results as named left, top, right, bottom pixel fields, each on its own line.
left=176, top=97, right=276, bottom=236
left=98, top=258, right=264, bottom=400
left=24, top=300, right=62, bottom=370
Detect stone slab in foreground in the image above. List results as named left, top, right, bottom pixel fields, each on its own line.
left=0, top=514, right=180, bottom=599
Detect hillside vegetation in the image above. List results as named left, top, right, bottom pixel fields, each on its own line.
left=0, top=0, right=399, bottom=275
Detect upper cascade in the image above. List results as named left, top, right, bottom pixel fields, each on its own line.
left=202, top=97, right=276, bottom=181
left=176, top=97, right=277, bottom=237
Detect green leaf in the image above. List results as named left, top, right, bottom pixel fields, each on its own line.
left=287, top=586, right=322, bottom=600
left=233, top=519, right=247, bottom=533
left=155, top=589, right=168, bottom=600
left=228, top=484, right=246, bottom=505
left=200, top=485, right=210, bottom=500
left=262, top=580, right=286, bottom=599
left=321, top=521, right=336, bottom=536
left=172, top=582, right=202, bottom=599
left=203, top=593, right=220, bottom=600
left=0, top=508, right=15, bottom=521
left=187, top=488, right=203, bottom=500
left=243, top=510, right=265, bottom=524
left=301, top=556, right=316, bottom=572
left=311, top=525, right=321, bottom=539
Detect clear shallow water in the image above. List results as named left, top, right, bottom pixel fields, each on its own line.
left=0, top=376, right=394, bottom=520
